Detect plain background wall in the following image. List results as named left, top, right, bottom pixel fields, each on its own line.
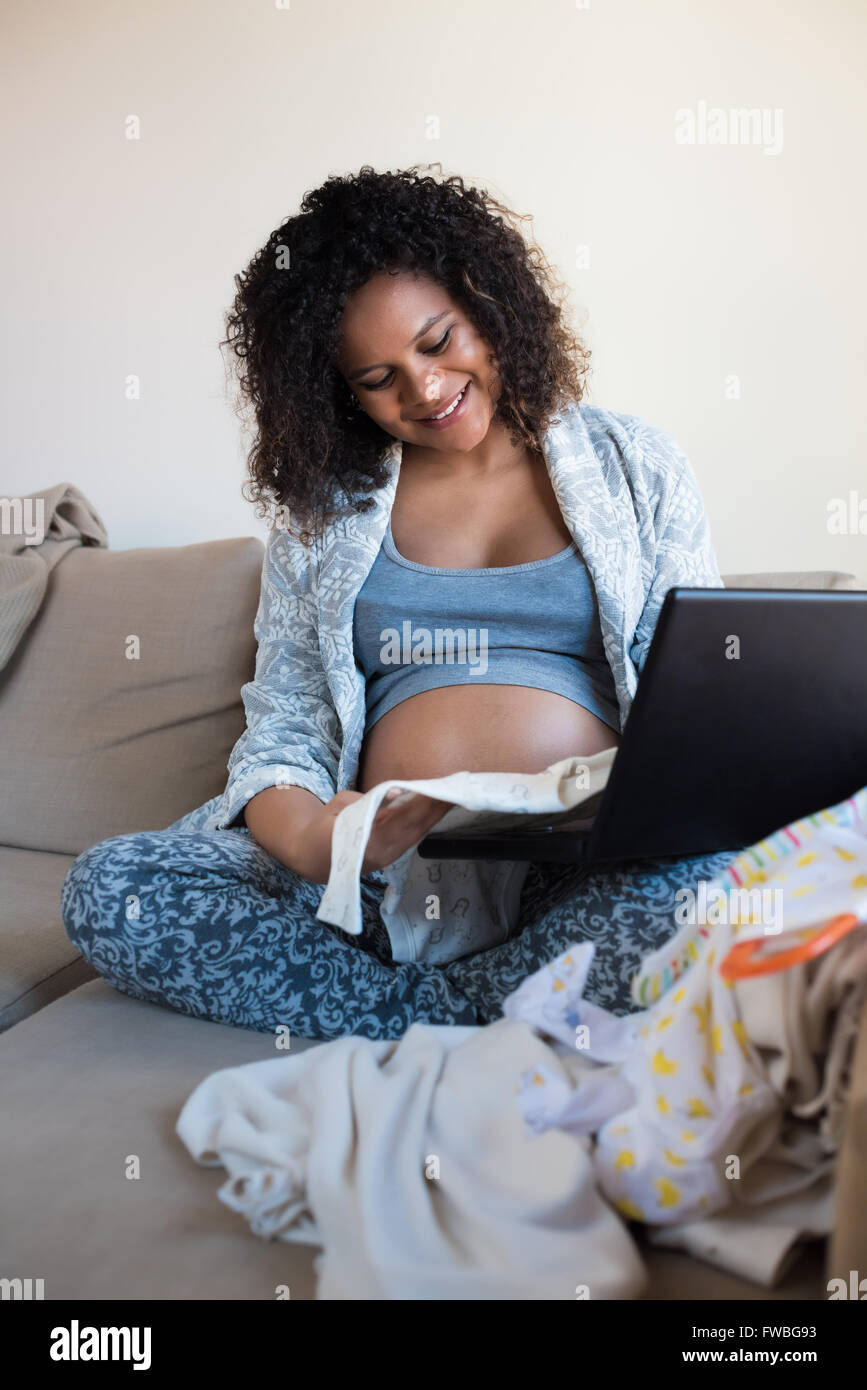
left=2, top=0, right=865, bottom=580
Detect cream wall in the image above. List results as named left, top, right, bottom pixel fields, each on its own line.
left=2, top=0, right=865, bottom=579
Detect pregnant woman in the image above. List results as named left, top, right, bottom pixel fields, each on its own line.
left=62, top=166, right=736, bottom=1038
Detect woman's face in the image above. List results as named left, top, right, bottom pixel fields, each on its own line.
left=335, top=270, right=500, bottom=450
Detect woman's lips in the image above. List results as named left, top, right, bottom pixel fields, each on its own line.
left=416, top=380, right=471, bottom=430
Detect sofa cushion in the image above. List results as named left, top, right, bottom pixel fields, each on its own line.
left=0, top=845, right=94, bottom=1032
left=0, top=978, right=828, bottom=1300
left=0, top=980, right=320, bottom=1299
left=0, top=537, right=264, bottom=856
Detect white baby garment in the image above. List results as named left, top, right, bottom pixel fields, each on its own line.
left=316, top=749, right=615, bottom=965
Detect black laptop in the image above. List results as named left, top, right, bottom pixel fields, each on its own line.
left=417, top=587, right=867, bottom=867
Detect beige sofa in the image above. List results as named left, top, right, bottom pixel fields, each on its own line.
left=0, top=534, right=864, bottom=1301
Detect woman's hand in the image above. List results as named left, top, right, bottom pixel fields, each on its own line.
left=294, top=787, right=453, bottom=883
left=360, top=788, right=454, bottom=874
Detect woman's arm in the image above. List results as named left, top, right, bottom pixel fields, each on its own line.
left=225, top=520, right=454, bottom=882
left=218, top=522, right=341, bottom=832
left=244, top=785, right=329, bottom=878
left=246, top=783, right=454, bottom=884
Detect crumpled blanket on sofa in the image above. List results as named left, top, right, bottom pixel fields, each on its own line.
left=176, top=1016, right=645, bottom=1300
left=0, top=483, right=108, bottom=672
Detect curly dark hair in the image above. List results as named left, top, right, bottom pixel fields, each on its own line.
left=222, top=164, right=591, bottom=543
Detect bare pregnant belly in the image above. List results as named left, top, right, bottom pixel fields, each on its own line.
left=356, top=685, right=620, bottom=791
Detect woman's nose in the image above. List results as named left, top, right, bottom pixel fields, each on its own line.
left=401, top=366, right=445, bottom=412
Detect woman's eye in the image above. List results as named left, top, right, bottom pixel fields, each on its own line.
left=364, top=327, right=453, bottom=390
left=427, top=328, right=452, bottom=354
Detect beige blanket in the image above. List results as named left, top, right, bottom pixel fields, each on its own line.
left=0, top=484, right=108, bottom=672
left=177, top=1017, right=647, bottom=1300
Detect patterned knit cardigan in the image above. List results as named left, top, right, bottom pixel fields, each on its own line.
left=172, top=400, right=722, bottom=835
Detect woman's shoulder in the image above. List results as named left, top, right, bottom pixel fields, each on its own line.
left=551, top=399, right=699, bottom=496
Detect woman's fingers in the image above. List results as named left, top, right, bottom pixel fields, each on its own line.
left=415, top=797, right=452, bottom=831
left=374, top=793, right=452, bottom=831
left=363, top=796, right=455, bottom=871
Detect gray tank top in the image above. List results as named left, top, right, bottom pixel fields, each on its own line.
left=353, top=518, right=620, bottom=736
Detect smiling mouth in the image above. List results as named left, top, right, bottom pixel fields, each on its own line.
left=419, top=381, right=470, bottom=422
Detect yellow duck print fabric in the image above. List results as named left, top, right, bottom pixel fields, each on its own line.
left=506, top=784, right=867, bottom=1228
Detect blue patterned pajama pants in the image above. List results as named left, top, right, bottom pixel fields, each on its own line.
left=60, top=826, right=739, bottom=1041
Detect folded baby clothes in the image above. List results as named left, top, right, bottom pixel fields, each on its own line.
left=316, top=749, right=614, bottom=965
left=176, top=1016, right=646, bottom=1301
left=506, top=935, right=865, bottom=1284
left=504, top=783, right=867, bottom=1284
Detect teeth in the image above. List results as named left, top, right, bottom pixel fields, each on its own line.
left=428, top=386, right=465, bottom=420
